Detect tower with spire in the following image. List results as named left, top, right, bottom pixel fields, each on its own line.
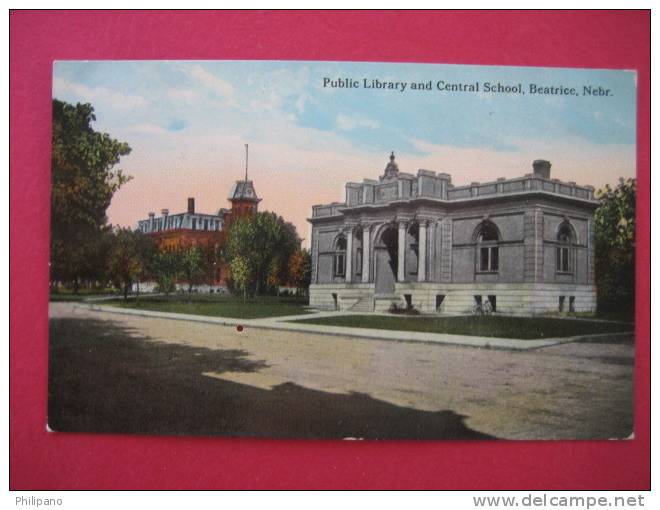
left=227, top=143, right=261, bottom=219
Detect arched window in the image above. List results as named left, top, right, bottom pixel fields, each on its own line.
left=556, top=222, right=575, bottom=273
left=476, top=221, right=500, bottom=272
left=333, top=235, right=347, bottom=277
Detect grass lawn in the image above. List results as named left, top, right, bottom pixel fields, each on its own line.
left=291, top=314, right=634, bottom=339
left=101, top=294, right=311, bottom=319
left=50, top=291, right=119, bottom=302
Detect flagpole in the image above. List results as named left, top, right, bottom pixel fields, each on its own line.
left=245, top=143, right=248, bottom=181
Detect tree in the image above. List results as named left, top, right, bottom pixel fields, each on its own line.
left=199, top=241, right=221, bottom=289
left=270, top=216, right=301, bottom=288
left=594, top=178, right=636, bottom=314
left=224, top=212, right=302, bottom=296
left=179, top=245, right=206, bottom=295
left=229, top=256, right=252, bottom=303
left=50, top=99, right=132, bottom=290
left=153, top=250, right=180, bottom=295
left=288, top=248, right=311, bottom=294
left=106, top=228, right=156, bottom=299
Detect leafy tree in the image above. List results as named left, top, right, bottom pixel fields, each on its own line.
left=594, top=178, right=636, bottom=314
left=199, top=241, right=221, bottom=289
left=225, top=212, right=301, bottom=295
left=179, top=245, right=206, bottom=294
left=270, top=216, right=301, bottom=288
left=133, top=231, right=159, bottom=296
left=288, top=248, right=312, bottom=294
left=107, top=228, right=156, bottom=299
left=229, top=256, right=252, bottom=303
left=50, top=99, right=132, bottom=290
left=153, top=250, right=180, bottom=295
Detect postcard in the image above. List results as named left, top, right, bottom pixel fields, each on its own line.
left=48, top=60, right=636, bottom=440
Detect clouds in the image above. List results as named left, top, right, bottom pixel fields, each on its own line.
left=124, top=123, right=168, bottom=135
left=53, top=77, right=148, bottom=110
left=184, top=64, right=235, bottom=100
left=52, top=60, right=637, bottom=246
left=336, top=113, right=380, bottom=131
left=166, top=87, right=200, bottom=104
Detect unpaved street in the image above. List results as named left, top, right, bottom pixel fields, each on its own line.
left=49, top=303, right=634, bottom=440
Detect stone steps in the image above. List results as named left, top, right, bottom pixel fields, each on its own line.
left=350, top=296, right=375, bottom=312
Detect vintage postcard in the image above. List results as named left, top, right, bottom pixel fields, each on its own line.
left=48, top=60, right=636, bottom=440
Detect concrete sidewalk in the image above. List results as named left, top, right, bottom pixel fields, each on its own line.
left=78, top=303, right=633, bottom=351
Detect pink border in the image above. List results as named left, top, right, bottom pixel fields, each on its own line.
left=10, top=10, right=650, bottom=490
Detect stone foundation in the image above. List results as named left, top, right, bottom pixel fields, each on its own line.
left=310, top=282, right=596, bottom=315
left=309, top=283, right=375, bottom=311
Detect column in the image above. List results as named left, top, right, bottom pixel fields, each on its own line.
left=345, top=228, right=353, bottom=283
left=361, top=226, right=370, bottom=283
left=428, top=220, right=436, bottom=281
left=418, top=221, right=427, bottom=282
left=397, top=222, right=407, bottom=282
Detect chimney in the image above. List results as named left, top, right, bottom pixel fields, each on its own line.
left=532, top=159, right=551, bottom=179
left=161, top=209, right=169, bottom=229
left=187, top=197, right=195, bottom=214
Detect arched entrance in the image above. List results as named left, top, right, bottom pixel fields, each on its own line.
left=374, top=225, right=398, bottom=295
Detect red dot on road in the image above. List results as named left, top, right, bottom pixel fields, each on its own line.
left=236, top=325, right=244, bottom=332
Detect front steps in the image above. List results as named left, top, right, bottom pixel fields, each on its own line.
left=350, top=296, right=375, bottom=312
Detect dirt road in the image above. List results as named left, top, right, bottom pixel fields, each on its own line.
left=48, top=302, right=634, bottom=440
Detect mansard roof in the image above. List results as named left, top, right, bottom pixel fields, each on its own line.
left=228, top=180, right=261, bottom=202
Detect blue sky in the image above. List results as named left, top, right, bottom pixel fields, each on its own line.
left=53, top=60, right=637, bottom=242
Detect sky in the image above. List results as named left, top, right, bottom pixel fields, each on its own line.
left=53, top=60, right=637, bottom=246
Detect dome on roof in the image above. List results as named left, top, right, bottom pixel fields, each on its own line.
left=382, top=151, right=399, bottom=180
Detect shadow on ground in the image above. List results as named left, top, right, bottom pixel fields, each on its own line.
left=49, top=317, right=493, bottom=439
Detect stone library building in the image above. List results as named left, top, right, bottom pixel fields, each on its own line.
left=308, top=153, right=598, bottom=315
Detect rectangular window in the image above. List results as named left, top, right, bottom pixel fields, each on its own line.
left=404, top=294, right=413, bottom=309
left=333, top=254, right=346, bottom=277
left=559, top=296, right=565, bottom=312
left=435, top=295, right=445, bottom=312
left=487, top=295, right=497, bottom=312
left=556, top=247, right=570, bottom=272
left=569, top=296, right=575, bottom=312
left=474, top=295, right=482, bottom=306
left=480, top=247, right=489, bottom=271
left=480, top=246, right=499, bottom=272
left=204, top=219, right=208, bottom=231
left=192, top=218, right=197, bottom=230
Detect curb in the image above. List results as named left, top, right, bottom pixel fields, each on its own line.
left=75, top=303, right=634, bottom=351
